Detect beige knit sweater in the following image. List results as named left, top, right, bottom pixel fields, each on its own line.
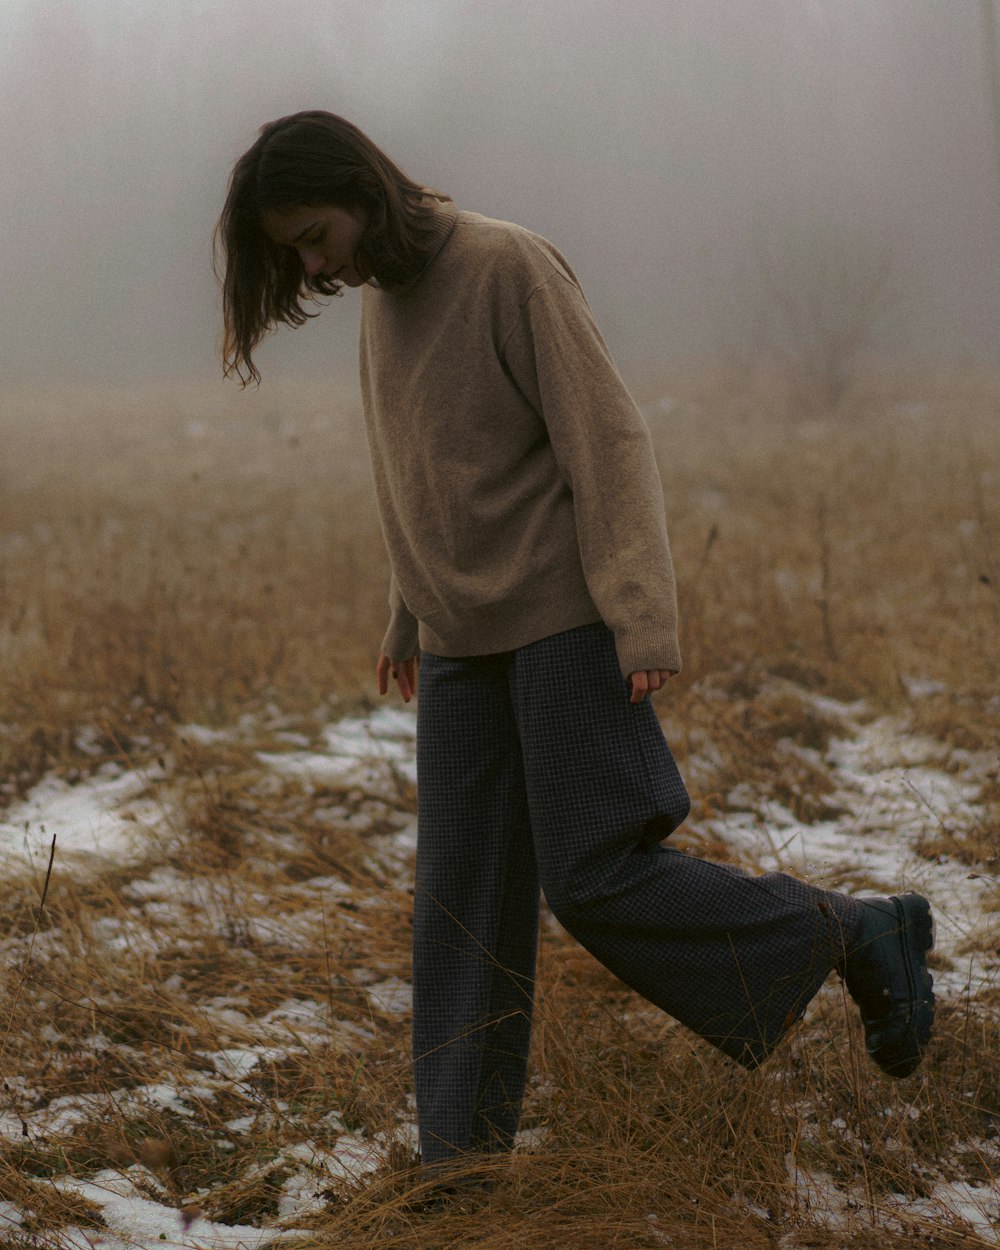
left=359, top=201, right=680, bottom=678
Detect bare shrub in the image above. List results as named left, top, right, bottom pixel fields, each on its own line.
left=744, top=219, right=905, bottom=416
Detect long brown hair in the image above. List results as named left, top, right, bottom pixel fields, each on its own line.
left=214, top=111, right=451, bottom=385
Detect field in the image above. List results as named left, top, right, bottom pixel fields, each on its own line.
left=0, top=366, right=997, bottom=1248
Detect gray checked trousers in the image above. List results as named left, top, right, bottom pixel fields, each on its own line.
left=413, top=623, right=861, bottom=1165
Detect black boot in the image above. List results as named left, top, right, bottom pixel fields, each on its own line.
left=842, top=893, right=935, bottom=1078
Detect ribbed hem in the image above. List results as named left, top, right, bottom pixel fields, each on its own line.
left=414, top=599, right=681, bottom=678
left=417, top=597, right=604, bottom=662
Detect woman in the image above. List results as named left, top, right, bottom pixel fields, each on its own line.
left=215, top=111, right=935, bottom=1174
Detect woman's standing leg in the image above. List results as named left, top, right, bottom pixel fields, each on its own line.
left=414, top=650, right=540, bottom=1166
left=510, top=623, right=863, bottom=1068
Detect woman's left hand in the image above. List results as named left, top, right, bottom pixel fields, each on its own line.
left=628, top=669, right=677, bottom=704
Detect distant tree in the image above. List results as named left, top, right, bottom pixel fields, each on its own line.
left=752, top=219, right=904, bottom=415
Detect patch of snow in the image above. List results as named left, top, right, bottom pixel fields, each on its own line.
left=704, top=699, right=998, bottom=994
left=319, top=1132, right=384, bottom=1183
left=389, top=817, right=417, bottom=853
left=784, top=1152, right=854, bottom=1229
left=177, top=723, right=237, bottom=746
left=889, top=1180, right=1000, bottom=1244
left=1, top=708, right=417, bottom=880
left=0, top=765, right=166, bottom=872
left=514, top=1125, right=551, bottom=1150
left=0, top=1113, right=28, bottom=1141
left=74, top=725, right=107, bottom=756
left=24, top=1093, right=96, bottom=1136
left=901, top=676, right=947, bottom=699
left=259, top=998, right=330, bottom=1037
left=225, top=1115, right=259, bottom=1135
left=198, top=998, right=255, bottom=1031
left=55, top=1169, right=306, bottom=1248
left=117, top=1082, right=217, bottom=1117
left=0, top=1200, right=23, bottom=1226
left=121, top=866, right=188, bottom=901
left=365, top=707, right=417, bottom=739
left=367, top=817, right=418, bottom=874
left=259, top=708, right=417, bottom=790
left=208, top=1047, right=288, bottom=1080
left=364, top=977, right=412, bottom=1015
left=277, top=1174, right=327, bottom=1220
left=299, top=873, right=354, bottom=896
left=275, top=1127, right=417, bottom=1217
left=329, top=1017, right=376, bottom=1045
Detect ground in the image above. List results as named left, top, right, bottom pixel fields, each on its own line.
left=0, top=369, right=997, bottom=1247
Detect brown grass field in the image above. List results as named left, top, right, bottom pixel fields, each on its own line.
left=0, top=364, right=997, bottom=1247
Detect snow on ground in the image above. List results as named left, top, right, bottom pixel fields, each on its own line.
left=257, top=706, right=417, bottom=792
left=1, top=687, right=997, bottom=1247
left=778, top=1157, right=999, bottom=1246
left=703, top=697, right=998, bottom=998
left=53, top=1171, right=308, bottom=1250
left=0, top=707, right=418, bottom=879
left=0, top=763, right=169, bottom=874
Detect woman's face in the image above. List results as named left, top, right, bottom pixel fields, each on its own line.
left=262, top=203, right=369, bottom=286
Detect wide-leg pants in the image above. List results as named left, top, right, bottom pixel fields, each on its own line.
left=413, top=622, right=861, bottom=1165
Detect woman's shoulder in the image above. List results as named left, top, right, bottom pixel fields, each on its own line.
left=450, top=211, right=579, bottom=288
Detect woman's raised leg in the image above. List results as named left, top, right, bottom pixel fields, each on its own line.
left=511, top=623, right=862, bottom=1068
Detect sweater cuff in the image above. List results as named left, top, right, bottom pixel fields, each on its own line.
left=612, top=620, right=681, bottom=679
left=381, top=611, right=420, bottom=663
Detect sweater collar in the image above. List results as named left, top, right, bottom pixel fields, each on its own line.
left=392, top=198, right=458, bottom=291
left=420, top=198, right=459, bottom=264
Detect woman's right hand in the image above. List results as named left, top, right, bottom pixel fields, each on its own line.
left=376, top=652, right=419, bottom=703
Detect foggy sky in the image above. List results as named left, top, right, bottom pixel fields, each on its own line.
left=1, top=0, right=997, bottom=391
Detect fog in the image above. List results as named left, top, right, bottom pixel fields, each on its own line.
left=1, top=0, right=997, bottom=392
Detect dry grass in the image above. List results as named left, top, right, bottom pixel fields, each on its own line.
left=0, top=380, right=388, bottom=800
left=0, top=364, right=998, bottom=1247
